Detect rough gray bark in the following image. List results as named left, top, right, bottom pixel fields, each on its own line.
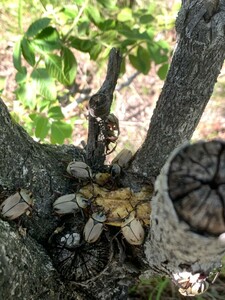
left=144, top=140, right=225, bottom=281
left=86, top=48, right=122, bottom=169
left=129, top=0, right=225, bottom=181
left=0, top=219, right=80, bottom=300
left=1, top=1, right=225, bottom=299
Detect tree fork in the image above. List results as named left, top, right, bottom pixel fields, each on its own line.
left=130, top=0, right=225, bottom=181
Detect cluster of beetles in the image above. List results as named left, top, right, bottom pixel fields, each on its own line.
left=0, top=148, right=222, bottom=294
left=52, top=148, right=151, bottom=246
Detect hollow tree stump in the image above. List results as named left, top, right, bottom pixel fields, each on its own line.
left=144, top=140, right=225, bottom=280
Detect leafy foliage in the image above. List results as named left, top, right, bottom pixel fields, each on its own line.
left=11, top=0, right=172, bottom=144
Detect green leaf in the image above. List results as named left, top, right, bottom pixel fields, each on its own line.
left=139, top=14, right=154, bottom=24
left=89, top=44, right=102, bottom=60
left=39, top=98, right=53, bottom=112
left=45, top=50, right=77, bottom=85
left=85, top=5, right=102, bottom=25
left=78, top=21, right=90, bottom=35
left=148, top=43, right=168, bottom=64
left=98, top=19, right=116, bottom=31
left=35, top=115, right=50, bottom=140
left=96, top=0, right=116, bottom=9
left=69, top=37, right=95, bottom=52
left=129, top=46, right=151, bottom=75
left=31, top=68, right=57, bottom=100
left=117, top=26, right=150, bottom=41
left=101, top=30, right=118, bottom=44
left=26, top=17, right=51, bottom=37
left=120, top=39, right=136, bottom=48
left=13, top=39, right=25, bottom=73
left=117, top=8, right=132, bottom=22
left=16, top=81, right=37, bottom=109
left=48, top=106, right=64, bottom=120
left=51, top=121, right=72, bottom=144
left=21, top=38, right=36, bottom=66
left=62, top=47, right=77, bottom=85
left=137, top=46, right=151, bottom=73
left=45, top=54, right=63, bottom=83
left=61, top=5, right=78, bottom=19
left=74, top=0, right=83, bottom=4
left=32, top=39, right=61, bottom=52
left=36, top=26, right=59, bottom=42
left=33, top=27, right=61, bottom=52
left=29, top=113, right=38, bottom=121
left=157, top=63, right=169, bottom=80
left=15, top=70, right=27, bottom=84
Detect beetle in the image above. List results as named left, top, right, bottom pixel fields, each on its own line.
left=67, top=161, right=92, bottom=180
left=105, top=113, right=120, bottom=153
left=112, top=149, right=133, bottom=168
left=121, top=212, right=145, bottom=245
left=178, top=280, right=209, bottom=296
left=173, top=271, right=209, bottom=297
left=53, top=193, right=89, bottom=215
left=0, top=189, right=33, bottom=220
left=84, top=212, right=107, bottom=243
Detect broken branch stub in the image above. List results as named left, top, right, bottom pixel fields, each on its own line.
left=145, top=140, right=225, bottom=278
left=86, top=48, right=122, bottom=169
left=169, top=140, right=225, bottom=235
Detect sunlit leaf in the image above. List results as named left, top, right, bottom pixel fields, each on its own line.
left=35, top=115, right=50, bottom=140
left=16, top=81, right=37, bottom=109
left=90, top=44, right=102, bottom=60
left=45, top=49, right=77, bottom=85
left=97, top=0, right=116, bottom=9
left=26, top=18, right=51, bottom=37
left=62, top=47, right=77, bottom=85
left=48, top=106, right=64, bottom=120
left=21, top=38, right=36, bottom=66
left=50, top=121, right=72, bottom=144
left=33, top=27, right=61, bottom=52
left=85, top=5, right=102, bottom=25
left=61, top=5, right=78, bottom=18
left=15, top=70, right=27, bottom=84
left=13, top=39, right=26, bottom=73
left=117, top=8, right=132, bottom=22
left=31, top=68, right=56, bottom=100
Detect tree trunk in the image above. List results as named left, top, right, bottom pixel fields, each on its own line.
left=129, top=0, right=225, bottom=182
left=1, top=1, right=225, bottom=299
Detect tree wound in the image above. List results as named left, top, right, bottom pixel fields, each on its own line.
left=168, top=140, right=225, bottom=235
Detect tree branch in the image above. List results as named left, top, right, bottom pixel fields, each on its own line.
left=130, top=0, right=225, bottom=181
left=0, top=97, right=83, bottom=242
left=86, top=48, right=122, bottom=169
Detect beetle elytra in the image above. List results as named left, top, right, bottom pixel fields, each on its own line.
left=121, top=213, right=145, bottom=245
left=84, top=212, right=107, bottom=243
left=0, top=189, right=33, bottom=220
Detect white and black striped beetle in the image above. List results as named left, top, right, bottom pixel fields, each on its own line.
left=0, top=189, right=33, bottom=220
left=53, top=193, right=89, bottom=215
left=84, top=212, right=107, bottom=243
